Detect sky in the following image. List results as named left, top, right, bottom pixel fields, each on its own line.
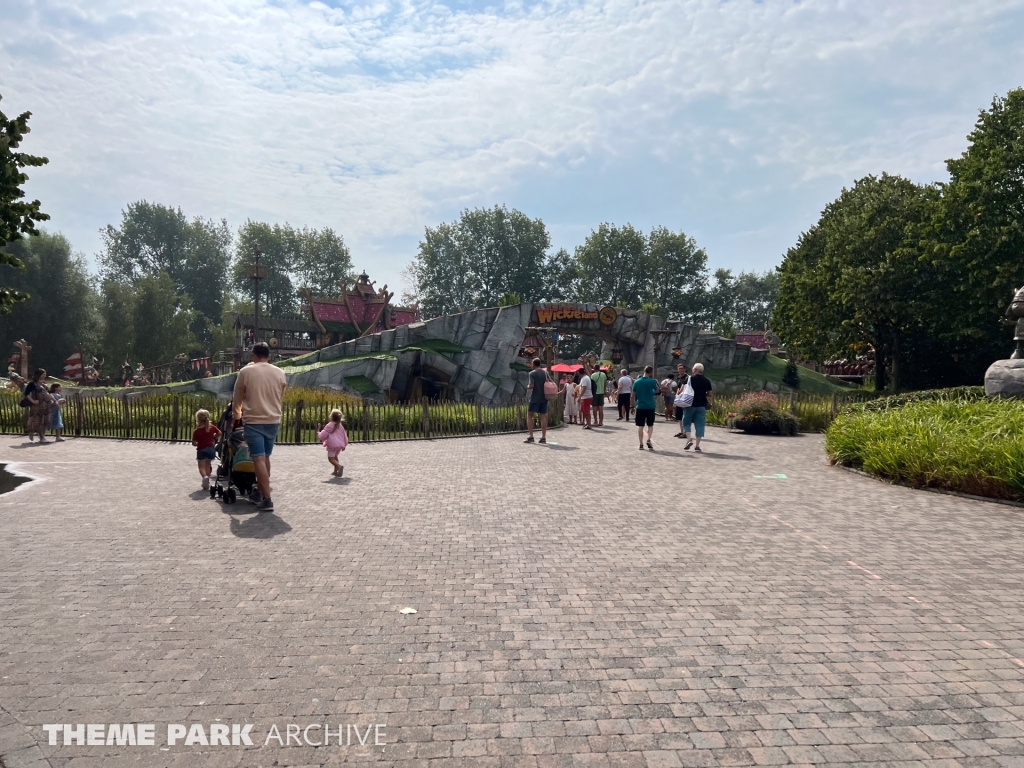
left=2, top=0, right=1023, bottom=298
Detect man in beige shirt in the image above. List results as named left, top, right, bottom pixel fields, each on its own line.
left=232, top=342, right=287, bottom=512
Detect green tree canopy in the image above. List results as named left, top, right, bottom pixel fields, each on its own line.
left=0, top=94, right=49, bottom=314
left=923, top=88, right=1024, bottom=368
left=233, top=221, right=353, bottom=318
left=99, top=271, right=197, bottom=370
left=0, top=232, right=99, bottom=373
left=410, top=205, right=553, bottom=317
left=774, top=174, right=935, bottom=390
left=99, top=201, right=231, bottom=342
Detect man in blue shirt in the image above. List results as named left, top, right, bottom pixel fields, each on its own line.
left=631, top=365, right=659, bottom=450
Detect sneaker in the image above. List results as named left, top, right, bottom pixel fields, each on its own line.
left=647, top=440, right=653, bottom=450
left=248, top=489, right=263, bottom=504
left=55, top=437, right=65, bottom=442
left=684, top=439, right=694, bottom=451
left=256, top=497, right=275, bottom=513
left=524, top=436, right=535, bottom=443
left=638, top=444, right=644, bottom=450
left=38, top=438, right=48, bottom=444
left=202, top=477, right=210, bottom=491
left=694, top=446, right=702, bottom=453
left=538, top=438, right=546, bottom=444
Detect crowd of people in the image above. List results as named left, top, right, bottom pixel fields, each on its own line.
left=526, top=358, right=714, bottom=451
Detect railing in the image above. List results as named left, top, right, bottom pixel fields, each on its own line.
left=0, top=390, right=565, bottom=443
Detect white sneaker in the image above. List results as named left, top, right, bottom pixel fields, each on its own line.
left=202, top=477, right=210, bottom=490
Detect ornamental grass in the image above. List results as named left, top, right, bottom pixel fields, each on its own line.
left=826, top=393, right=1024, bottom=501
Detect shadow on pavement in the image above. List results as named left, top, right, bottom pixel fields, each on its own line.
left=188, top=489, right=209, bottom=500
left=229, top=513, right=292, bottom=539
left=322, top=477, right=351, bottom=485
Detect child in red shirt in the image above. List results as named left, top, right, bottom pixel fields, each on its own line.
left=191, top=409, right=221, bottom=490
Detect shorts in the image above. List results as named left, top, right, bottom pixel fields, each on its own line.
left=664, top=395, right=674, bottom=406
left=528, top=401, right=548, bottom=415
left=196, top=446, right=216, bottom=461
left=593, top=394, right=605, bottom=408
left=244, top=423, right=280, bottom=458
left=327, top=449, right=341, bottom=459
left=580, top=398, right=592, bottom=417
left=682, top=406, right=707, bottom=438
left=634, top=408, right=656, bottom=427
left=675, top=405, right=685, bottom=421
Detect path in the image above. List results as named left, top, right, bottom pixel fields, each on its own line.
left=0, top=420, right=1022, bottom=767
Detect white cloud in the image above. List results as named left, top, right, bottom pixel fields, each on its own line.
left=2, top=0, right=1023, bottom=288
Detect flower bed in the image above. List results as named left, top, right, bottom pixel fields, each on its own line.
left=725, top=392, right=800, bottom=435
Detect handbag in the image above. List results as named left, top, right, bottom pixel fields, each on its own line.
left=543, top=379, right=559, bottom=401
left=675, top=378, right=694, bottom=408
left=19, top=397, right=30, bottom=408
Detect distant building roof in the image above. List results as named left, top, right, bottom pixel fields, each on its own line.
left=233, top=315, right=318, bottom=333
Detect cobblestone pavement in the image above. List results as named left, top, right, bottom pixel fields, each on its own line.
left=1, top=420, right=1023, bottom=768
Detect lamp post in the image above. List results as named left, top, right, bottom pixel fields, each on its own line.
left=247, top=244, right=268, bottom=350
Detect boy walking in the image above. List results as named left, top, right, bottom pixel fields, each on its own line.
left=632, top=366, right=658, bottom=450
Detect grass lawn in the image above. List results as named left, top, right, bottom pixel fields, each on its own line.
left=706, top=354, right=857, bottom=396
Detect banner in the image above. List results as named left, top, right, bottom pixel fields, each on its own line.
left=63, top=349, right=84, bottom=381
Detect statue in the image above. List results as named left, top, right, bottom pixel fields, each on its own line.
left=1003, top=286, right=1024, bottom=358
left=985, top=285, right=1024, bottom=397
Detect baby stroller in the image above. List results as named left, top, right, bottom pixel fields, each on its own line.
left=211, top=405, right=256, bottom=504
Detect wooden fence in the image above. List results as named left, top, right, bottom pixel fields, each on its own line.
left=0, top=390, right=566, bottom=443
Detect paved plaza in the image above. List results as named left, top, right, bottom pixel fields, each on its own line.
left=1, top=421, right=1023, bottom=768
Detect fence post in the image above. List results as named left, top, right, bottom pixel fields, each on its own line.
left=421, top=396, right=430, bottom=439
left=73, top=393, right=83, bottom=437
left=171, top=396, right=180, bottom=442
left=122, top=397, right=131, bottom=439
left=831, top=393, right=838, bottom=418
left=294, top=399, right=304, bottom=444
left=476, top=399, right=483, bottom=434
left=362, top=400, right=370, bottom=442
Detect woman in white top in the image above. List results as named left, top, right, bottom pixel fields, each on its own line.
left=616, top=369, right=633, bottom=421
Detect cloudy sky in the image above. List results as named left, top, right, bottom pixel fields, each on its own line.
left=2, top=0, right=1023, bottom=295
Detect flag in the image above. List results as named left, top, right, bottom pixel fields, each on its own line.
left=63, top=349, right=84, bottom=381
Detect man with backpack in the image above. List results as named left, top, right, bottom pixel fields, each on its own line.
left=525, top=358, right=550, bottom=444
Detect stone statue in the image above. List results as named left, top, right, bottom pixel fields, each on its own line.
left=1003, top=286, right=1024, bottom=359
left=985, top=285, right=1024, bottom=397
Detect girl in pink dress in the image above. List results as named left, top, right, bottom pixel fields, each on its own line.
left=317, top=408, right=349, bottom=477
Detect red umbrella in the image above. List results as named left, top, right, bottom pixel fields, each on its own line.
left=550, top=363, right=584, bottom=372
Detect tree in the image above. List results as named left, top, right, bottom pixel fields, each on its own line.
left=646, top=227, right=708, bottom=320
left=0, top=94, right=49, bottom=313
left=570, top=223, right=648, bottom=307
left=100, top=201, right=231, bottom=342
left=410, top=206, right=552, bottom=317
left=0, top=232, right=100, bottom=373
left=99, top=271, right=197, bottom=371
left=774, top=174, right=933, bottom=390
left=232, top=221, right=353, bottom=318
left=922, top=88, right=1024, bottom=376
left=291, top=226, right=353, bottom=296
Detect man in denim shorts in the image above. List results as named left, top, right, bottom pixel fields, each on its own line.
left=232, top=341, right=287, bottom=512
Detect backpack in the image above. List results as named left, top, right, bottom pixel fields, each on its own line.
left=675, top=377, right=694, bottom=408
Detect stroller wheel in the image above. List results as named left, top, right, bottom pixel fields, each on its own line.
left=216, top=486, right=224, bottom=498
left=209, top=486, right=217, bottom=499
left=225, top=489, right=236, bottom=504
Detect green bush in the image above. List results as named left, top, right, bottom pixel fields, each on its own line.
left=782, top=359, right=801, bottom=390
left=726, top=392, right=800, bottom=435
left=826, top=394, right=1024, bottom=500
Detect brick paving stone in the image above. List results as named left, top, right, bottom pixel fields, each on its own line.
left=1, top=425, right=1023, bottom=767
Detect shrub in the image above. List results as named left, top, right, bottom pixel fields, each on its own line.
left=826, top=394, right=1024, bottom=500
left=782, top=359, right=801, bottom=390
left=726, top=392, right=800, bottom=435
